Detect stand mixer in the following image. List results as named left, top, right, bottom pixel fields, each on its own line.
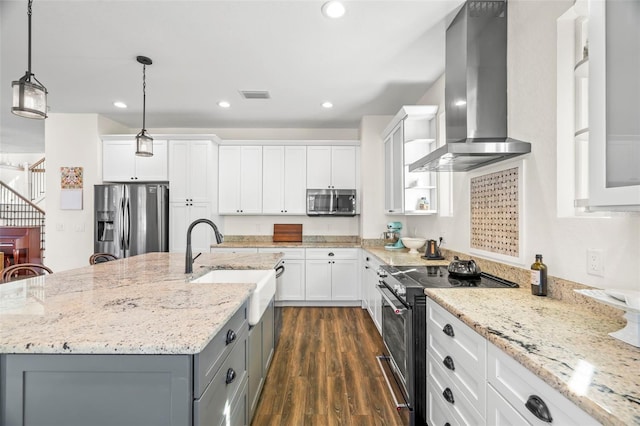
left=383, top=222, right=405, bottom=250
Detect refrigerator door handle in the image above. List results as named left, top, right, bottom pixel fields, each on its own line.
left=125, top=198, right=131, bottom=249
left=120, top=197, right=126, bottom=248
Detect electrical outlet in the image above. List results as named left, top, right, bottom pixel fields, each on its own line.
left=587, top=249, right=604, bottom=276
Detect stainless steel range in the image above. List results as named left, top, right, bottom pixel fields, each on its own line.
left=376, top=264, right=518, bottom=426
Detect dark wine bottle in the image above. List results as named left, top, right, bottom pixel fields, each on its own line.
left=530, top=254, right=548, bottom=296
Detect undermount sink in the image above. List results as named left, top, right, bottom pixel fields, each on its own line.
left=190, top=269, right=276, bottom=326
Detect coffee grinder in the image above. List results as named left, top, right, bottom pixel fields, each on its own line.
left=383, top=221, right=405, bottom=250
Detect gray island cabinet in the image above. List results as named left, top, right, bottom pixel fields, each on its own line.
left=0, top=252, right=282, bottom=426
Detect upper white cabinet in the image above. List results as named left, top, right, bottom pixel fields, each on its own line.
left=262, top=146, right=307, bottom=214
left=102, top=139, right=168, bottom=182
left=588, top=0, right=640, bottom=210
left=169, top=140, right=213, bottom=203
left=306, top=146, right=357, bottom=189
left=169, top=202, right=212, bottom=253
left=219, top=146, right=263, bottom=214
left=383, top=106, right=438, bottom=215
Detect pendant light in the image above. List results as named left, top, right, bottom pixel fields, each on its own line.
left=135, top=56, right=153, bottom=157
left=11, top=0, right=48, bottom=119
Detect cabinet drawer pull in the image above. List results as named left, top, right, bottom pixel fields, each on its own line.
left=525, top=395, right=553, bottom=422
left=443, top=324, right=455, bottom=337
left=328, top=252, right=335, bottom=257
left=225, top=329, right=236, bottom=345
left=445, top=423, right=451, bottom=426
left=225, top=368, right=236, bottom=385
left=443, top=356, right=455, bottom=371
left=443, top=387, right=455, bottom=404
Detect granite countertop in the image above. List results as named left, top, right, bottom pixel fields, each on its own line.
left=364, top=246, right=450, bottom=266
left=426, top=287, right=640, bottom=426
left=0, top=252, right=282, bottom=355
left=213, top=241, right=362, bottom=249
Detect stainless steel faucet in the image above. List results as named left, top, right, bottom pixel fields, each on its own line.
left=185, top=218, right=224, bottom=274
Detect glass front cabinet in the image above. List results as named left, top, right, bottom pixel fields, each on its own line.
left=588, top=0, right=640, bottom=210
left=383, top=105, right=439, bottom=215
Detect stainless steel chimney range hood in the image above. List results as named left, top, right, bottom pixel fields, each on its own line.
left=410, top=0, right=531, bottom=172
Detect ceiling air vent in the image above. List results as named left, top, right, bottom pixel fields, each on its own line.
left=240, top=90, right=271, bottom=99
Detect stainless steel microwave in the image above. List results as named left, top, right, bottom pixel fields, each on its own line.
left=306, top=189, right=357, bottom=216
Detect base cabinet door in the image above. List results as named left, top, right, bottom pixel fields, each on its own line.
left=1, top=354, right=192, bottom=426
left=330, top=259, right=359, bottom=300
left=305, top=260, right=332, bottom=300
left=248, top=299, right=275, bottom=422
left=248, top=321, right=264, bottom=420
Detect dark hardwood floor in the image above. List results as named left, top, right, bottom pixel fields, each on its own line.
left=252, top=307, right=409, bottom=426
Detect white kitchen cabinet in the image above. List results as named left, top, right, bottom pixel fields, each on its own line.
left=383, top=106, right=438, bottom=215
left=488, top=343, right=598, bottom=425
left=102, top=139, right=168, bottom=182
left=262, top=146, right=307, bottom=214
left=306, top=146, right=356, bottom=189
left=587, top=0, right=640, bottom=210
left=363, top=252, right=382, bottom=334
left=169, top=202, right=212, bottom=254
left=427, top=299, right=487, bottom=418
left=258, top=248, right=305, bottom=301
left=305, top=249, right=359, bottom=301
left=486, top=384, right=530, bottom=426
left=218, top=146, right=263, bottom=214
left=169, top=140, right=213, bottom=203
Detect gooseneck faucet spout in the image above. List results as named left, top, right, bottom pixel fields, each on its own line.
left=185, top=218, right=223, bottom=274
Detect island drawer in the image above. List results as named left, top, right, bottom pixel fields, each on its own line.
left=194, top=301, right=248, bottom=398
left=194, top=328, right=248, bottom=426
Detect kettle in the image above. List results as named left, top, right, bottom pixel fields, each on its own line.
left=423, top=239, right=444, bottom=260
left=447, top=256, right=481, bottom=277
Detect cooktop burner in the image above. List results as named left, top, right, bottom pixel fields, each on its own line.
left=380, top=265, right=519, bottom=290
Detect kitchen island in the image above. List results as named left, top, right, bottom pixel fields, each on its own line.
left=0, top=252, right=282, bottom=426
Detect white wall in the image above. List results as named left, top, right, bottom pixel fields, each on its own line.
left=407, top=0, right=640, bottom=290
left=359, top=115, right=397, bottom=239
left=44, top=114, right=128, bottom=272
left=221, top=215, right=358, bottom=237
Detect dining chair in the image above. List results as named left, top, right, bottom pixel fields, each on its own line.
left=2, top=263, right=53, bottom=282
left=89, top=253, right=118, bottom=265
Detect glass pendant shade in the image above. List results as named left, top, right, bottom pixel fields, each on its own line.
left=12, top=1, right=47, bottom=120
left=135, top=130, right=153, bottom=157
left=12, top=75, right=48, bottom=119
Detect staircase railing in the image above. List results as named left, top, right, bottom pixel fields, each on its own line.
left=0, top=181, right=46, bottom=256
left=29, top=157, right=46, bottom=202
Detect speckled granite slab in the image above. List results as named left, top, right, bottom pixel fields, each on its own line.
left=425, top=287, right=639, bottom=426
left=364, top=247, right=449, bottom=267
left=0, top=252, right=282, bottom=355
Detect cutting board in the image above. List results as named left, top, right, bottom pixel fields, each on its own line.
left=273, top=224, right=303, bottom=242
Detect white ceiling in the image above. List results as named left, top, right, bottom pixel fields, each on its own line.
left=0, top=0, right=464, bottom=153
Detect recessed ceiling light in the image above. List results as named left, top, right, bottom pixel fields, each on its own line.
left=113, top=101, right=127, bottom=109
left=321, top=1, right=345, bottom=19
left=322, top=101, right=334, bottom=109
left=218, top=101, right=231, bottom=108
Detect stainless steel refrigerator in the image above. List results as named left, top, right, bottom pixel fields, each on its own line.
left=94, top=184, right=169, bottom=258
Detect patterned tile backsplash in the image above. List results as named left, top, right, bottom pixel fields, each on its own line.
left=470, top=167, right=519, bottom=257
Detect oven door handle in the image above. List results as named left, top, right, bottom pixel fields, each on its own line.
left=378, top=285, right=406, bottom=314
